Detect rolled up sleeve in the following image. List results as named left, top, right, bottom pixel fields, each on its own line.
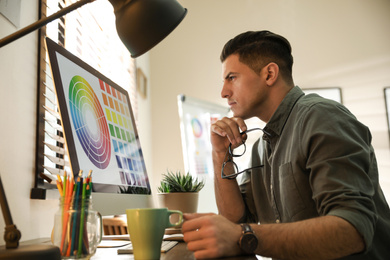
left=301, top=102, right=378, bottom=252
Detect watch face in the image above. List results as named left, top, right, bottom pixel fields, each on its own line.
left=241, top=233, right=258, bottom=253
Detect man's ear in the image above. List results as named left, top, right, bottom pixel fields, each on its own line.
left=264, top=62, right=279, bottom=86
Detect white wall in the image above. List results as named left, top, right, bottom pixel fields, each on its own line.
left=0, top=0, right=59, bottom=242
left=135, top=54, right=156, bottom=199
left=0, top=0, right=389, bottom=244
left=148, top=0, right=390, bottom=213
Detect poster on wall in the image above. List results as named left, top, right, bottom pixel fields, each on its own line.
left=178, top=95, right=229, bottom=175
left=302, top=87, right=343, bottom=103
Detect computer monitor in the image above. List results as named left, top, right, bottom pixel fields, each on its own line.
left=46, top=38, right=153, bottom=215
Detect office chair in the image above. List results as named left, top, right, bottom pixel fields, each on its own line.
left=102, top=215, right=128, bottom=235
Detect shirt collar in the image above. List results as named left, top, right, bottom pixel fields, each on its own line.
left=263, top=86, right=304, bottom=138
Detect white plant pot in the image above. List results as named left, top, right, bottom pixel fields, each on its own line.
left=157, top=192, right=199, bottom=224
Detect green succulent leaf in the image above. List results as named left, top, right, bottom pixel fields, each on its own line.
left=157, top=170, right=205, bottom=193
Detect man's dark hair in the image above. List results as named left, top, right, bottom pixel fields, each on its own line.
left=220, top=31, right=294, bottom=84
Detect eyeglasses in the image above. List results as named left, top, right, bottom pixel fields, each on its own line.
left=221, top=128, right=267, bottom=179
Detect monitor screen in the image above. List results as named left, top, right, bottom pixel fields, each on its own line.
left=46, top=38, right=152, bottom=214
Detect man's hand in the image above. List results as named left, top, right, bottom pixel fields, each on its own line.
left=210, top=117, right=248, bottom=222
left=210, top=117, right=247, bottom=154
left=182, top=213, right=243, bottom=259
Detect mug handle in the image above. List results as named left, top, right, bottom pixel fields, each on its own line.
left=167, top=210, right=183, bottom=227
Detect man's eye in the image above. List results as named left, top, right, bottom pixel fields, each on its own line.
left=229, top=76, right=236, bottom=81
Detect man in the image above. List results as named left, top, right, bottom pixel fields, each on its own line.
left=181, top=31, right=390, bottom=259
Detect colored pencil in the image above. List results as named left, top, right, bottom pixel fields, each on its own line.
left=56, top=180, right=63, bottom=196
left=70, top=172, right=82, bottom=255
left=77, top=178, right=87, bottom=256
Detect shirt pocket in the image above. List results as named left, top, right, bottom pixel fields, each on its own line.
left=279, top=162, right=306, bottom=221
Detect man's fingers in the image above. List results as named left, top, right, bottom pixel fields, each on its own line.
left=182, top=213, right=214, bottom=233
left=210, top=124, right=227, bottom=137
left=211, top=117, right=247, bottom=146
left=183, top=228, right=204, bottom=243
left=186, top=238, right=219, bottom=259
left=184, top=213, right=214, bottom=220
left=230, top=117, right=247, bottom=133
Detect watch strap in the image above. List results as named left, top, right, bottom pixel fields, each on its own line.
left=241, top=223, right=253, bottom=234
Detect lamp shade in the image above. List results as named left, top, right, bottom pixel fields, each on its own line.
left=109, top=0, right=187, bottom=58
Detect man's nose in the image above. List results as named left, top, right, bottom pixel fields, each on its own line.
left=221, top=82, right=231, bottom=98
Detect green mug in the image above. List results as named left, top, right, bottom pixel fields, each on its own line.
left=126, top=208, right=183, bottom=259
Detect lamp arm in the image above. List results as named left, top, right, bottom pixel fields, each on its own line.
left=0, top=177, right=12, bottom=226
left=0, top=0, right=95, bottom=48
left=0, top=176, right=22, bottom=249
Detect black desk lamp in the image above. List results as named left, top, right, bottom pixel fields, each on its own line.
left=0, top=0, right=187, bottom=58
left=0, top=0, right=187, bottom=258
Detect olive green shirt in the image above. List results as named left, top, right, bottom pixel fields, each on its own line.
left=240, top=86, right=390, bottom=259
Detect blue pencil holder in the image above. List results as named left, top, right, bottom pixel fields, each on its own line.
left=52, top=197, right=102, bottom=259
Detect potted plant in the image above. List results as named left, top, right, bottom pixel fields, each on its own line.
left=156, top=170, right=205, bottom=226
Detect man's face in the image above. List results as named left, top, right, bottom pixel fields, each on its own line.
left=221, top=54, right=268, bottom=119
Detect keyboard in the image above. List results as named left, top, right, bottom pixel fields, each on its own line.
left=117, top=241, right=178, bottom=254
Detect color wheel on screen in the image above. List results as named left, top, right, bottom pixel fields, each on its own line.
left=68, top=75, right=111, bottom=169
left=191, top=118, right=203, bottom=138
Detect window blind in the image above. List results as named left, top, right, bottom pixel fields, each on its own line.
left=32, top=0, right=137, bottom=199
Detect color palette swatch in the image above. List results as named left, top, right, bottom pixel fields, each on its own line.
left=68, top=75, right=111, bottom=169
left=99, top=79, right=147, bottom=187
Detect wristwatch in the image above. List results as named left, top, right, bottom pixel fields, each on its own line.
left=238, top=223, right=258, bottom=254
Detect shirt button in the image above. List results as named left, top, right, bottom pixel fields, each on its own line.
left=276, top=219, right=280, bottom=223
